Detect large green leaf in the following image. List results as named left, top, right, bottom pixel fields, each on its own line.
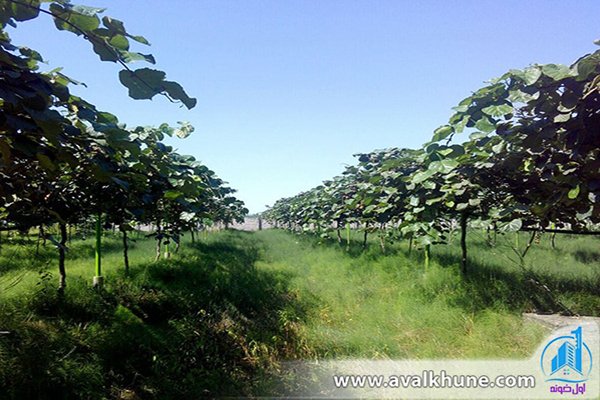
left=411, top=169, right=434, bottom=184
left=162, top=81, right=197, bottom=110
left=50, top=3, right=100, bottom=35
left=475, top=117, right=496, bottom=133
left=9, top=0, right=40, bottom=22
left=510, top=67, right=541, bottom=85
left=498, top=219, right=522, bottom=233
left=429, top=159, right=458, bottom=174
left=482, top=103, right=513, bottom=117
left=119, top=68, right=196, bottom=109
left=541, top=64, right=573, bottom=81
left=432, top=125, right=453, bottom=142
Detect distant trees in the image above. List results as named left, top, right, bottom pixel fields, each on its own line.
left=264, top=42, right=600, bottom=274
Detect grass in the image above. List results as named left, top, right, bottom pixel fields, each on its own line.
left=0, top=227, right=598, bottom=398
left=254, top=230, right=551, bottom=360
left=0, top=230, right=307, bottom=398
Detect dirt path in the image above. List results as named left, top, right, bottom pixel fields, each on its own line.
left=523, top=313, right=600, bottom=329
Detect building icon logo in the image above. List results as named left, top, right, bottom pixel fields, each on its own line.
left=540, top=327, right=593, bottom=383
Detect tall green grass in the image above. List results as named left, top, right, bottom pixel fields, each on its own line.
left=0, top=230, right=307, bottom=398
left=0, top=227, right=597, bottom=398
left=255, top=229, right=555, bottom=360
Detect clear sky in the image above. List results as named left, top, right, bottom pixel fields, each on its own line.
left=6, top=0, right=600, bottom=213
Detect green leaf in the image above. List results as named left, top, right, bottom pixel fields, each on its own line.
left=119, top=69, right=196, bottom=109
left=429, top=159, right=458, bottom=174
left=482, top=103, right=513, bottom=117
left=553, top=113, right=571, bottom=123
left=70, top=5, right=106, bottom=17
left=109, top=34, right=129, bottom=51
left=173, top=121, right=195, bottom=139
left=164, top=190, right=183, bottom=200
left=576, top=206, right=593, bottom=221
left=456, top=203, right=468, bottom=211
left=119, top=68, right=165, bottom=99
left=575, top=56, right=599, bottom=81
left=498, top=219, right=522, bottom=233
left=452, top=105, right=468, bottom=112
left=510, top=67, right=542, bottom=85
left=9, top=0, right=41, bottom=21
left=454, top=115, right=469, bottom=133
left=568, top=185, right=580, bottom=199
left=19, top=46, right=44, bottom=63
left=411, top=169, right=434, bottom=184
left=102, top=16, right=126, bottom=34
left=162, top=81, right=197, bottom=110
left=0, top=137, right=12, bottom=164
left=475, top=117, right=496, bottom=133
left=542, top=63, right=573, bottom=81
left=469, top=131, right=487, bottom=141
left=432, top=125, right=454, bottom=142
left=91, top=38, right=119, bottom=62
left=118, top=51, right=156, bottom=64
left=36, top=153, right=55, bottom=171
left=409, top=196, right=420, bottom=207
left=50, top=3, right=101, bottom=34
left=130, top=35, right=150, bottom=45
left=508, top=89, right=537, bottom=103
left=491, top=142, right=506, bottom=154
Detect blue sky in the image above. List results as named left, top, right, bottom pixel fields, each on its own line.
left=7, top=1, right=600, bottom=213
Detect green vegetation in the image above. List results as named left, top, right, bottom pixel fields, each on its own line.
left=0, top=230, right=305, bottom=398
left=1, top=1, right=599, bottom=398
left=0, top=0, right=248, bottom=290
left=263, top=42, right=600, bottom=277
left=3, top=228, right=597, bottom=397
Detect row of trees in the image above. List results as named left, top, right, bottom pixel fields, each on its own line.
left=263, top=42, right=600, bottom=274
left=0, top=1, right=248, bottom=289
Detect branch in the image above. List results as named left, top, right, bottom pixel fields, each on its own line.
left=6, top=0, right=177, bottom=104
left=520, top=227, right=600, bottom=235
left=521, top=231, right=536, bottom=260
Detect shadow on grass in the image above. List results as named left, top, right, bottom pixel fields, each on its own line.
left=432, top=250, right=600, bottom=315
left=0, top=230, right=310, bottom=399
left=573, top=249, right=600, bottom=264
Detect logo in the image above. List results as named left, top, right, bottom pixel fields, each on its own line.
left=540, top=327, right=593, bottom=394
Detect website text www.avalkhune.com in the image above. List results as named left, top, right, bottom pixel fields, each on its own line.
left=333, top=370, right=535, bottom=390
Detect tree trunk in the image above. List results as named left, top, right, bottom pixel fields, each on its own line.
left=191, top=229, right=195, bottom=244
left=36, top=228, right=41, bottom=255
left=121, top=226, right=129, bottom=275
left=58, top=222, right=67, bottom=293
left=95, top=213, right=102, bottom=278
left=424, top=244, right=430, bottom=268
left=336, top=221, right=341, bottom=244
left=379, top=223, right=386, bottom=254
left=154, top=237, right=162, bottom=263
left=362, top=229, right=368, bottom=250
left=460, top=212, right=468, bottom=275
left=408, top=236, right=413, bottom=256
left=346, top=222, right=351, bottom=252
